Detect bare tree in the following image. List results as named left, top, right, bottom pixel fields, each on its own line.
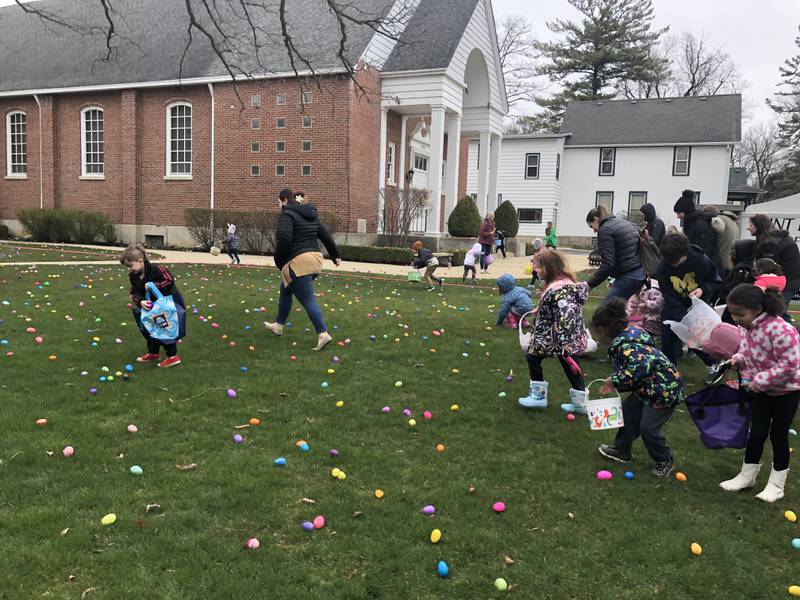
left=379, top=187, right=429, bottom=247
left=496, top=14, right=540, bottom=106
left=732, top=122, right=785, bottom=189
left=618, top=40, right=674, bottom=99
left=671, top=32, right=745, bottom=97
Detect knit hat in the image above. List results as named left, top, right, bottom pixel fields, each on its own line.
left=673, top=189, right=696, bottom=215
left=227, top=223, right=236, bottom=235
left=532, top=238, right=544, bottom=251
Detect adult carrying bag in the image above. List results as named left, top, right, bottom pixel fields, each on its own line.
left=139, top=281, right=186, bottom=343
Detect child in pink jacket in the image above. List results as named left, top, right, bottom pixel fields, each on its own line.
left=626, top=282, right=664, bottom=337
left=719, top=284, right=800, bottom=503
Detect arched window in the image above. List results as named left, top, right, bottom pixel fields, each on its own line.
left=81, top=107, right=104, bottom=177
left=166, top=102, right=192, bottom=177
left=6, top=111, right=27, bottom=177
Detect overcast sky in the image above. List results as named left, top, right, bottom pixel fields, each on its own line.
left=493, top=0, right=800, bottom=125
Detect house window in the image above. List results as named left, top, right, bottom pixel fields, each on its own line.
left=596, top=191, right=614, bottom=213
left=276, top=141, right=285, bottom=153
left=673, top=146, right=691, bottom=176
left=275, top=164, right=286, bottom=176
left=470, top=193, right=478, bottom=202
left=276, top=117, right=286, bottom=129
left=302, top=91, right=313, bottom=104
left=276, top=93, right=286, bottom=105
left=81, top=107, right=104, bottom=177
left=386, top=142, right=396, bottom=184
left=555, top=153, right=561, bottom=181
left=301, top=164, right=312, bottom=176
left=497, top=193, right=503, bottom=206
left=251, top=142, right=260, bottom=153
left=166, top=102, right=192, bottom=176
left=599, top=148, right=615, bottom=176
left=251, top=118, right=260, bottom=130
left=302, top=115, right=313, bottom=128
left=628, top=191, right=648, bottom=214
left=413, top=153, right=428, bottom=172
left=6, top=111, right=27, bottom=176
left=251, top=94, right=261, bottom=107
left=694, top=191, right=701, bottom=204
left=518, top=208, right=543, bottom=223
left=302, top=140, right=312, bottom=153
left=250, top=165, right=260, bottom=176
left=524, top=153, right=540, bottom=179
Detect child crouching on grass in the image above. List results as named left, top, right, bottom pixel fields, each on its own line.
left=411, top=240, right=443, bottom=292
left=719, top=284, right=800, bottom=502
left=121, top=244, right=185, bottom=368
left=496, top=274, right=533, bottom=329
left=591, top=298, right=684, bottom=478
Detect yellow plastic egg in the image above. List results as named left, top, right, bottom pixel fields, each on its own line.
left=337, top=472, right=346, bottom=480
left=327, top=369, right=335, bottom=374
left=331, top=468, right=342, bottom=478
left=48, top=355, right=57, bottom=361
left=335, top=400, right=344, bottom=408
left=690, top=542, right=702, bottom=556
left=430, top=528, right=442, bottom=544
left=436, top=444, right=445, bottom=453
left=101, top=513, right=117, bottom=526
left=789, top=585, right=800, bottom=597
left=451, top=369, right=460, bottom=374
left=450, top=404, right=460, bottom=411
left=374, top=489, right=384, bottom=499
left=786, top=510, right=797, bottom=523
left=408, top=419, right=416, bottom=427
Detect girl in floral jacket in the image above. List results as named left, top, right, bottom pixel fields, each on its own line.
left=519, top=250, right=588, bottom=410
left=720, top=284, right=800, bottom=503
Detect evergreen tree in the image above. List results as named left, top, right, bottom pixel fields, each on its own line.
left=533, top=0, right=668, bottom=130
left=768, top=26, right=800, bottom=148
left=447, top=197, right=481, bottom=238
left=494, top=201, right=519, bottom=238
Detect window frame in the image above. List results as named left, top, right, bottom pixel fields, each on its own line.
left=251, top=141, right=260, bottom=153
left=598, top=147, right=616, bottom=176
left=302, top=91, right=313, bottom=104
left=386, top=141, right=396, bottom=184
left=276, top=140, right=286, bottom=153
left=673, top=146, right=691, bottom=176
left=413, top=152, right=428, bottom=173
left=518, top=208, right=543, bottom=223
left=276, top=93, right=286, bottom=106
left=275, top=164, right=286, bottom=176
left=595, top=191, right=614, bottom=213
left=628, top=191, right=648, bottom=214
left=301, top=164, right=312, bottom=177
left=251, top=118, right=261, bottom=130
left=555, top=153, right=561, bottom=181
left=524, top=153, right=540, bottom=179
left=302, top=115, right=313, bottom=129
left=250, top=164, right=261, bottom=177
left=165, top=101, right=192, bottom=179
left=276, top=117, right=286, bottom=129
left=6, top=110, right=27, bottom=178
left=251, top=94, right=261, bottom=107
left=80, top=106, right=105, bottom=178
left=302, top=140, right=312, bottom=153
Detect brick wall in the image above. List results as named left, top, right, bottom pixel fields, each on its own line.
left=0, top=97, right=41, bottom=218
left=347, top=68, right=382, bottom=233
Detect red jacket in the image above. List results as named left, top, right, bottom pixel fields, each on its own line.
left=754, top=274, right=786, bottom=292
left=479, top=219, right=496, bottom=245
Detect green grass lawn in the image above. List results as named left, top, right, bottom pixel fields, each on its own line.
left=0, top=242, right=162, bottom=263
left=0, top=264, right=797, bottom=599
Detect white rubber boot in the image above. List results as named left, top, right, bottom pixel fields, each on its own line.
left=755, top=467, right=789, bottom=503
left=519, top=380, right=548, bottom=409
left=561, top=388, right=588, bottom=414
left=719, top=462, right=761, bottom=491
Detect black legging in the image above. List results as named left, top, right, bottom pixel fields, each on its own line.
left=526, top=354, right=585, bottom=390
left=480, top=243, right=493, bottom=269
left=745, top=390, right=800, bottom=470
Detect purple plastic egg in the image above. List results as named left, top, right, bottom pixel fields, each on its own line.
left=89, top=387, right=98, bottom=395
left=382, top=406, right=391, bottom=414
left=422, top=505, right=436, bottom=515
left=302, top=521, right=315, bottom=531
left=403, top=409, right=412, bottom=417
left=227, top=389, right=237, bottom=398
left=329, top=448, right=339, bottom=457
left=233, top=434, right=244, bottom=444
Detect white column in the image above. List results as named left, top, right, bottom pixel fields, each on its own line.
left=445, top=113, right=462, bottom=232
left=488, top=133, right=502, bottom=211
left=427, top=106, right=446, bottom=234
left=476, top=131, right=491, bottom=215
left=377, top=107, right=388, bottom=233
left=398, top=115, right=408, bottom=192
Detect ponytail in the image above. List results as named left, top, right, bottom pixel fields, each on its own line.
left=727, top=283, right=785, bottom=317
left=586, top=204, right=608, bottom=224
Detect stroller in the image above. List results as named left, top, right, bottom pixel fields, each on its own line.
left=588, top=238, right=602, bottom=266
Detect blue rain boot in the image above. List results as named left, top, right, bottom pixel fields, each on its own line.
left=561, top=388, right=588, bottom=414
left=519, top=380, right=548, bottom=409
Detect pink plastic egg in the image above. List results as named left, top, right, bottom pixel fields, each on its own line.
left=34, top=336, right=43, bottom=344
left=492, top=501, right=506, bottom=513
left=596, top=470, right=613, bottom=480
left=62, top=446, right=74, bottom=457
left=127, top=424, right=138, bottom=433
left=423, top=411, right=432, bottom=420
left=566, top=413, right=576, bottom=421
left=245, top=537, right=260, bottom=549
left=313, top=515, right=325, bottom=529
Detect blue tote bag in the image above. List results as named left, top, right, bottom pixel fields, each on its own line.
left=139, top=281, right=186, bottom=343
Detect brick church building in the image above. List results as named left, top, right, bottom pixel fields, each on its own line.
left=0, top=0, right=507, bottom=246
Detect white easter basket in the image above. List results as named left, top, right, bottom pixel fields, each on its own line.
left=585, top=378, right=625, bottom=431
left=210, top=246, right=221, bottom=256
left=518, top=310, right=535, bottom=353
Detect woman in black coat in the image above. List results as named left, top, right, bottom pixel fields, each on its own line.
left=749, top=214, right=800, bottom=305
left=264, top=188, right=341, bottom=350
left=674, top=189, right=721, bottom=269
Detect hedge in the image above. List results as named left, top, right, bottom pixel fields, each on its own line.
left=338, top=245, right=412, bottom=265
left=0, top=224, right=10, bottom=240
left=17, top=208, right=116, bottom=244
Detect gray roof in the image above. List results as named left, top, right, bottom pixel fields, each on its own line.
left=503, top=133, right=571, bottom=140
left=383, top=0, right=479, bottom=72
left=729, top=167, right=763, bottom=194
left=561, top=95, right=742, bottom=146
left=0, top=0, right=394, bottom=93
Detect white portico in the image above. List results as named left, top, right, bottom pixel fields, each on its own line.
left=370, top=0, right=508, bottom=235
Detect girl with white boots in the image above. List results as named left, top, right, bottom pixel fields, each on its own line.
left=720, top=284, right=800, bottom=503
left=519, top=250, right=589, bottom=411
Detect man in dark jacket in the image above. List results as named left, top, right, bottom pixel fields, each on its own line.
left=641, top=203, right=665, bottom=246
left=586, top=211, right=646, bottom=304
left=757, top=228, right=800, bottom=305
left=674, top=189, right=721, bottom=269
left=657, top=233, right=721, bottom=366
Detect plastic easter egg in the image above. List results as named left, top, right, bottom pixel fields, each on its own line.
left=48, top=355, right=57, bottom=361
left=790, top=585, right=800, bottom=597
left=227, top=389, right=237, bottom=398
left=321, top=382, right=329, bottom=389
left=408, top=419, right=417, bottom=427
left=403, top=409, right=412, bottom=417
left=299, top=442, right=310, bottom=452
left=335, top=400, right=344, bottom=408
left=436, top=444, right=445, bottom=453
left=274, top=457, right=286, bottom=466
left=127, top=424, right=138, bottom=433
left=337, top=471, right=346, bottom=480
left=498, top=392, right=507, bottom=398
left=249, top=418, right=260, bottom=426
left=791, top=428, right=798, bottom=436
left=370, top=335, right=376, bottom=341
left=107, top=376, right=114, bottom=382
left=124, top=364, right=134, bottom=372
left=101, top=513, right=117, bottom=526
left=690, top=542, right=702, bottom=556
left=566, top=413, right=576, bottom=421
left=423, top=411, right=432, bottom=420
left=450, top=404, right=459, bottom=411
left=451, top=369, right=459, bottom=374
left=245, top=538, right=260, bottom=549
left=240, top=366, right=248, bottom=373
left=313, top=515, right=326, bottom=529
left=492, top=501, right=506, bottom=513
left=437, top=561, right=449, bottom=577
left=430, top=529, right=442, bottom=544
left=35, top=418, right=47, bottom=426
left=432, top=330, right=441, bottom=337
left=233, top=434, right=244, bottom=444
left=675, top=472, right=687, bottom=482
left=89, top=387, right=98, bottom=395
left=394, top=381, right=403, bottom=388
left=786, top=510, right=798, bottom=523
left=327, top=368, right=335, bottom=375
left=422, top=336, right=429, bottom=341
left=34, top=336, right=43, bottom=344
left=382, top=406, right=391, bottom=414
left=596, top=470, right=613, bottom=480
left=331, top=468, right=342, bottom=478
left=422, top=505, right=436, bottom=515
left=329, top=448, right=339, bottom=457
left=63, top=446, right=74, bottom=458
left=374, top=489, right=384, bottom=499
left=26, top=327, right=36, bottom=333
left=624, top=471, right=634, bottom=480
left=495, top=578, right=508, bottom=591
left=302, top=521, right=315, bottom=531
left=290, top=355, right=297, bottom=361
left=129, top=465, right=143, bottom=475
left=792, top=538, right=800, bottom=549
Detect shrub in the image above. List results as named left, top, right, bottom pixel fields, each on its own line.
left=100, top=222, right=118, bottom=245
left=185, top=209, right=216, bottom=250
left=18, top=208, right=77, bottom=242
left=337, top=245, right=413, bottom=265
left=73, top=211, right=114, bottom=244
left=0, top=224, right=9, bottom=240
left=447, top=248, right=466, bottom=267
left=494, top=200, right=519, bottom=238
left=447, top=197, right=481, bottom=237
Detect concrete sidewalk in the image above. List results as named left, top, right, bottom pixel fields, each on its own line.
left=0, top=241, right=591, bottom=280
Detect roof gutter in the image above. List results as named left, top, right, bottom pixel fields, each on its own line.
left=32, top=94, right=43, bottom=209
left=565, top=141, right=739, bottom=148
left=0, top=68, right=348, bottom=98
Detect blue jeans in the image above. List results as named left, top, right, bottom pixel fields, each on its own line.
left=275, top=272, right=327, bottom=334
left=601, top=268, right=646, bottom=305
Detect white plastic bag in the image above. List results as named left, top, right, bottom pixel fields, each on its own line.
left=663, top=297, right=721, bottom=350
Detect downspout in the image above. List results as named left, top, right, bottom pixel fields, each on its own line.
left=32, top=94, right=43, bottom=209
left=207, top=83, right=215, bottom=211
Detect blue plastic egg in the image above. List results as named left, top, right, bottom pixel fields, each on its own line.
left=792, top=538, right=800, bottom=549
left=240, top=366, right=248, bottom=373
left=124, top=364, right=134, bottom=372
left=437, top=561, right=449, bottom=577
left=624, top=471, right=634, bottom=480
left=299, top=442, right=310, bottom=452
left=274, top=457, right=287, bottom=466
